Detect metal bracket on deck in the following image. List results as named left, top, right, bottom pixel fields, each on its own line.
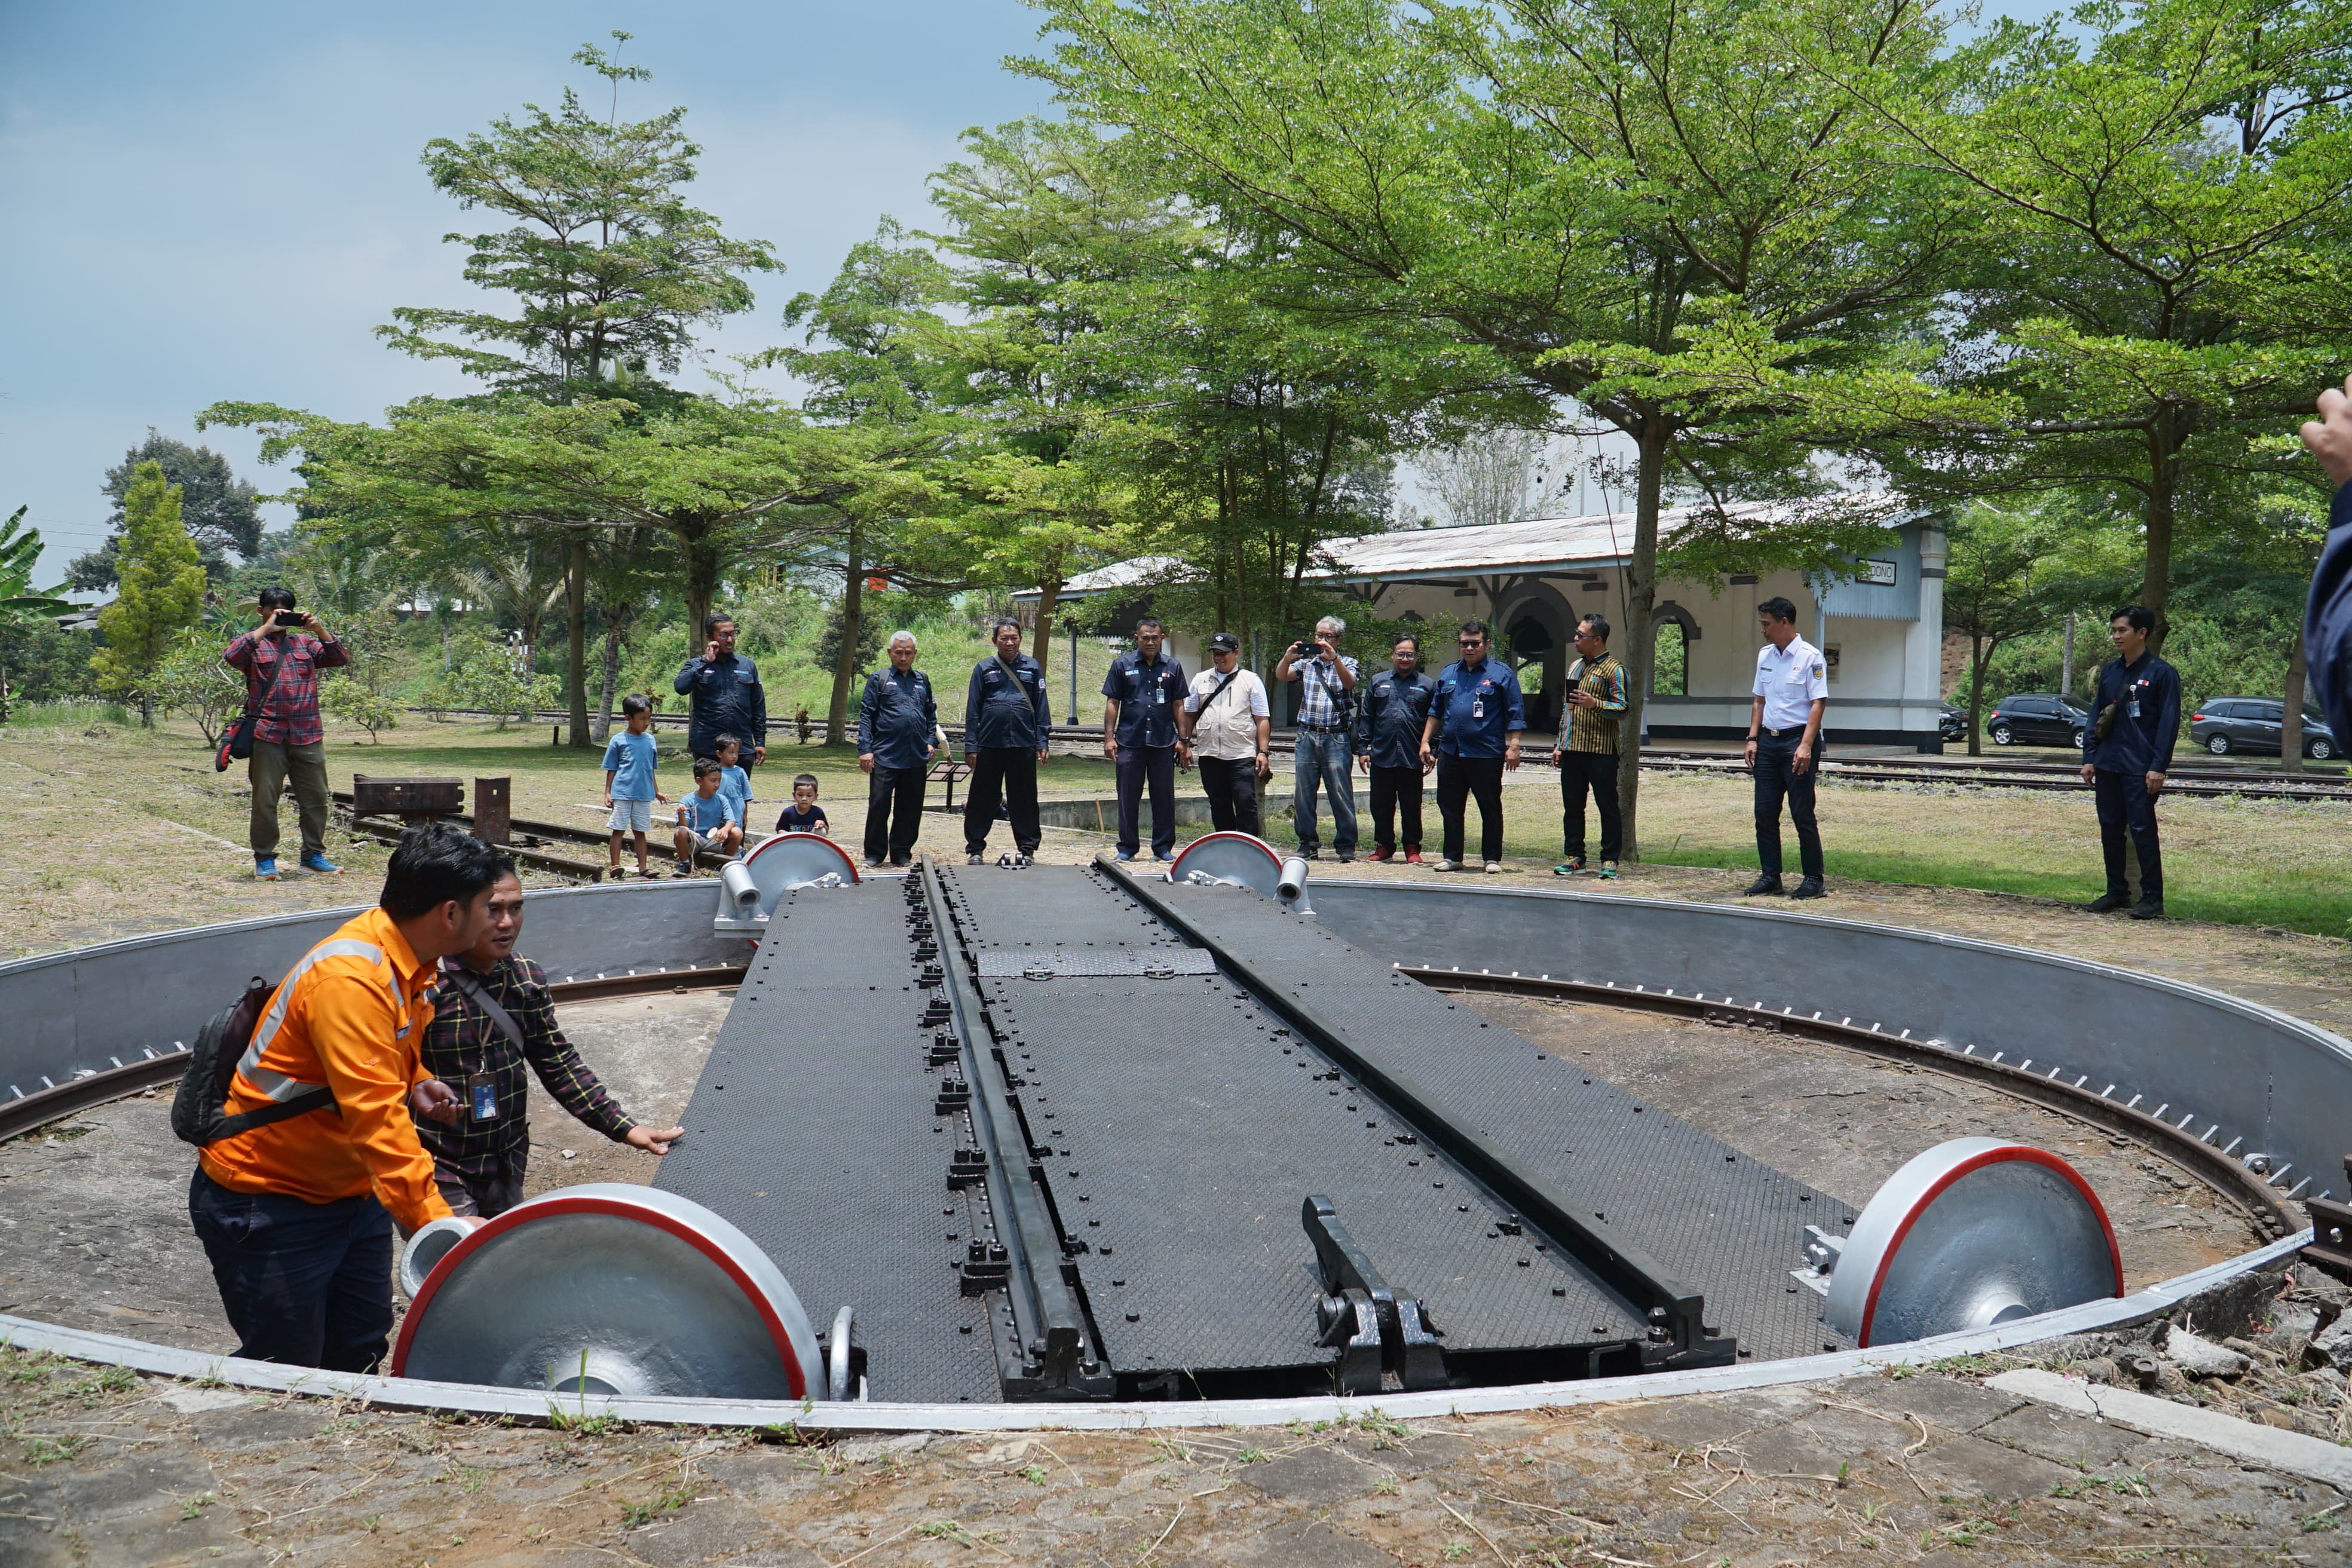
left=1303, top=1196, right=1447, bottom=1394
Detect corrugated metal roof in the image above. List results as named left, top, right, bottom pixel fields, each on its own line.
left=1024, top=492, right=1909, bottom=599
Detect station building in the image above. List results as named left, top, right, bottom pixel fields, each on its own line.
left=1022, top=494, right=1948, bottom=752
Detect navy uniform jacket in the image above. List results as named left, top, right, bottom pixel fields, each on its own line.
left=673, top=653, right=767, bottom=758
left=2306, top=479, right=2352, bottom=742
left=858, top=665, right=938, bottom=771
left=1101, top=650, right=1187, bottom=750
left=2082, top=651, right=2181, bottom=775
left=964, top=653, right=1050, bottom=751
left=1355, top=669, right=1436, bottom=770
left=1430, top=658, right=1527, bottom=758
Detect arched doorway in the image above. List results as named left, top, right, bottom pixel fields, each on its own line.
left=1495, top=581, right=1575, bottom=734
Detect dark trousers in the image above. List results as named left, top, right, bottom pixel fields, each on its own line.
left=1436, top=754, right=1506, bottom=863
left=431, top=1149, right=529, bottom=1220
left=2093, top=767, right=2164, bottom=901
left=247, top=739, right=330, bottom=861
left=188, top=1168, right=394, bottom=1372
left=963, top=747, right=1040, bottom=855
left=1115, top=745, right=1178, bottom=856
left=1753, top=731, right=1823, bottom=880
left=1368, top=763, right=1425, bottom=852
left=1198, top=756, right=1262, bottom=835
left=1560, top=749, right=1623, bottom=861
left=863, top=763, right=926, bottom=863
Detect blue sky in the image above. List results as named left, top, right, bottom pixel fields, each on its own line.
left=0, top=2, right=1055, bottom=583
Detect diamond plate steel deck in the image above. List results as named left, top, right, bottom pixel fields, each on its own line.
left=1144, top=877, right=1856, bottom=1363
left=976, top=948, right=1219, bottom=979
left=654, top=881, right=999, bottom=1402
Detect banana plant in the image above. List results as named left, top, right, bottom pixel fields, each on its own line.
left=0, top=506, right=75, bottom=631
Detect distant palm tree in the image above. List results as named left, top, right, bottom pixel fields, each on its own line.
left=0, top=506, right=74, bottom=631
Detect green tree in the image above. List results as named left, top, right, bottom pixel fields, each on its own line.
left=92, top=463, right=207, bottom=726
left=0, top=505, right=77, bottom=722
left=152, top=626, right=246, bottom=745
left=1941, top=504, right=2066, bottom=754
left=1820, top=0, right=2352, bottom=647
left=379, top=32, right=778, bottom=746
left=69, top=431, right=265, bottom=589
left=1026, top=0, right=1983, bottom=856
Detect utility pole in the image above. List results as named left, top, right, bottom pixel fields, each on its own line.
left=2062, top=614, right=2075, bottom=698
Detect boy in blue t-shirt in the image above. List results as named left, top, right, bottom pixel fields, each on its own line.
left=672, top=757, right=744, bottom=874
left=713, top=733, right=754, bottom=822
left=774, top=773, right=829, bottom=835
left=602, top=694, right=668, bottom=878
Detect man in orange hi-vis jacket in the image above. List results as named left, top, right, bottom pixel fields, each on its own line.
left=190, top=825, right=510, bottom=1371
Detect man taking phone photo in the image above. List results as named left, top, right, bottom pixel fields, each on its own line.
left=222, top=586, right=347, bottom=881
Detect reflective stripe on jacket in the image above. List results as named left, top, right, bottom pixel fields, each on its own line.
left=197, top=908, right=451, bottom=1230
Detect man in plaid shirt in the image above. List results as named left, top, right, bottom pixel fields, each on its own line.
left=222, top=586, right=348, bottom=880
left=1275, top=615, right=1361, bottom=860
left=410, top=869, right=684, bottom=1216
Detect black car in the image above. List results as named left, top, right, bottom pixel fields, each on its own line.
left=1938, top=703, right=1967, bottom=743
left=2188, top=697, right=2338, bottom=760
left=1985, top=693, right=2089, bottom=749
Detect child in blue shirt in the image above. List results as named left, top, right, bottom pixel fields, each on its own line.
left=774, top=773, right=829, bottom=835
left=672, top=757, right=744, bottom=874
left=602, top=695, right=667, bottom=878
left=713, top=733, right=754, bottom=823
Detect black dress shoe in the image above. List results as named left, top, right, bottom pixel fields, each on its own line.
left=2127, top=898, right=2166, bottom=920
left=1789, top=877, right=1825, bottom=900
left=2084, top=891, right=2130, bottom=914
left=1742, top=874, right=1785, bottom=896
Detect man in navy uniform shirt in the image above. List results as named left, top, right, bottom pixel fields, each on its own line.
left=2078, top=605, right=2180, bottom=920
left=858, top=630, right=940, bottom=868
left=2299, top=375, right=2352, bottom=743
left=1100, top=616, right=1189, bottom=862
left=963, top=618, right=1052, bottom=866
left=1355, top=633, right=1436, bottom=862
left=1419, top=620, right=1526, bottom=872
left=673, top=612, right=767, bottom=767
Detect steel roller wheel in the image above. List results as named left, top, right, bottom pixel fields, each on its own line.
left=1166, top=831, right=1285, bottom=896
left=1824, top=1138, right=2123, bottom=1348
left=391, top=1184, right=824, bottom=1399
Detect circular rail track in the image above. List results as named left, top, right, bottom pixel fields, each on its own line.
left=0, top=876, right=2334, bottom=1429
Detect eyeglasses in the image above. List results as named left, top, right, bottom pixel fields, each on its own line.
left=1457, top=639, right=1484, bottom=649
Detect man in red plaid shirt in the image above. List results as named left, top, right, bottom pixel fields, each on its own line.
left=222, top=586, right=348, bottom=880
left=409, top=868, right=684, bottom=1216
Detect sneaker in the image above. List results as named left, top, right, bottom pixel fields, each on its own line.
left=2084, top=891, right=2130, bottom=914
left=1403, top=848, right=1423, bottom=865
left=1367, top=847, right=1394, bottom=863
left=1438, top=858, right=1464, bottom=872
left=1297, top=846, right=1321, bottom=860
left=967, top=852, right=985, bottom=865
left=1154, top=851, right=1177, bottom=863
left=1597, top=861, right=1619, bottom=880
left=1113, top=850, right=1138, bottom=862
left=253, top=856, right=280, bottom=881
left=672, top=862, right=694, bottom=878
left=1483, top=860, right=1504, bottom=874
left=1553, top=856, right=1587, bottom=876
left=1335, top=852, right=1353, bottom=863
left=1790, top=877, right=1825, bottom=900
left=863, top=857, right=886, bottom=869
left=889, top=853, right=912, bottom=868
left=1742, top=874, right=1785, bottom=896
left=299, top=853, right=341, bottom=875
left=2127, top=898, right=2166, bottom=920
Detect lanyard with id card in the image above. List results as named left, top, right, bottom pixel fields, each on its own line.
left=447, top=966, right=526, bottom=1125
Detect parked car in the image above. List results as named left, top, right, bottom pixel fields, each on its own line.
left=2188, top=698, right=2338, bottom=760
left=1985, top=693, right=2089, bottom=749
left=1938, top=703, right=1967, bottom=743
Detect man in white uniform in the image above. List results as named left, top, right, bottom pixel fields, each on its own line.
left=1742, top=595, right=1829, bottom=899
left=1178, top=632, right=1273, bottom=835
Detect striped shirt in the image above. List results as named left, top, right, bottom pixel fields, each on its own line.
left=418, top=955, right=635, bottom=1177
left=1564, top=654, right=1630, bottom=755
left=1293, top=654, right=1360, bottom=730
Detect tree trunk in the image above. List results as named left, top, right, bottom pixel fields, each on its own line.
left=823, top=520, right=863, bottom=748
left=2142, top=416, right=2179, bottom=650
left=1965, top=633, right=2002, bottom=757
left=139, top=690, right=154, bottom=728
left=594, top=616, right=624, bottom=744
left=2283, top=621, right=2309, bottom=773
left=681, top=527, right=722, bottom=660
left=1030, top=579, right=1063, bottom=684
left=566, top=535, right=590, bottom=748
left=1613, top=421, right=1666, bottom=860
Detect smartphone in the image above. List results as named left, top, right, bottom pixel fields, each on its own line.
left=272, top=610, right=299, bottom=629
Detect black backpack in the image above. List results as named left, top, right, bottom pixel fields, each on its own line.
left=170, top=976, right=338, bottom=1146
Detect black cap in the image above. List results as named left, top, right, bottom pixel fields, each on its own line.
left=1208, top=631, right=1241, bottom=652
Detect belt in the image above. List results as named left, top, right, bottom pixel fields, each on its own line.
left=1759, top=725, right=1808, bottom=739
left=1297, top=721, right=1350, bottom=733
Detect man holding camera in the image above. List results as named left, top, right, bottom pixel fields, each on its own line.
left=223, top=586, right=348, bottom=881
left=1275, top=615, right=1359, bottom=860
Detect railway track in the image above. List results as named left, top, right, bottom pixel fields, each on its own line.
left=330, top=790, right=746, bottom=883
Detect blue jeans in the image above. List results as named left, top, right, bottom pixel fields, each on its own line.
left=1292, top=728, right=1358, bottom=854
left=188, top=1168, right=395, bottom=1372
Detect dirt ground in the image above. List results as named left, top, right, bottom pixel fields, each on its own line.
left=4, top=722, right=2349, bottom=1565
